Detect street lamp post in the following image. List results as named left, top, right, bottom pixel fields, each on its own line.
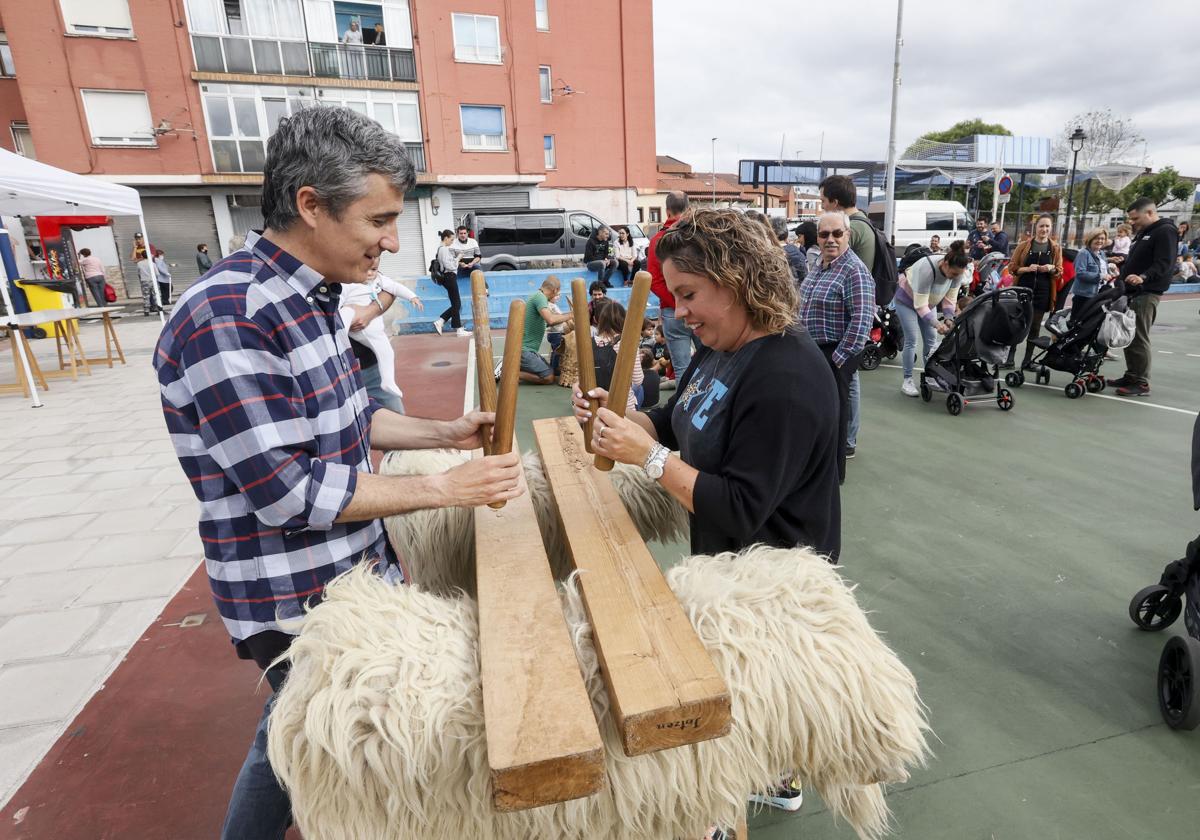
left=711, top=137, right=718, bottom=207
left=1063, top=127, right=1086, bottom=244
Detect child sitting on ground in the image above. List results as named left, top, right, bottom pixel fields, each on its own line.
left=592, top=298, right=642, bottom=412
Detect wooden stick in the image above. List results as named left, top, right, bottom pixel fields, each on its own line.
left=571, top=278, right=598, bottom=454
left=471, top=270, right=497, bottom=456
left=534, top=417, right=731, bottom=755
left=487, top=299, right=525, bottom=509
left=594, top=270, right=651, bottom=471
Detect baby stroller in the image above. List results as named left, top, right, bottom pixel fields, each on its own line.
left=919, top=287, right=1033, bottom=416
left=1127, top=417, right=1200, bottom=729
left=858, top=305, right=903, bottom=371
left=1005, top=280, right=1128, bottom=399
left=973, top=252, right=1009, bottom=295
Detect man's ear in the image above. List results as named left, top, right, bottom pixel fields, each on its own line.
left=295, top=186, right=322, bottom=231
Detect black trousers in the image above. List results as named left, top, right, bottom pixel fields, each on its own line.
left=817, top=343, right=860, bottom=484
left=437, top=273, right=463, bottom=328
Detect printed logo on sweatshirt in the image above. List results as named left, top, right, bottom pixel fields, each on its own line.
left=689, top=378, right=729, bottom=431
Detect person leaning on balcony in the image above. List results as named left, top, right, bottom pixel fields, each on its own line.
left=152, top=106, right=523, bottom=840
left=342, top=17, right=363, bottom=44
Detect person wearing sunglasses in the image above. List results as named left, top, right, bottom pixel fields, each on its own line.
left=798, top=211, right=875, bottom=482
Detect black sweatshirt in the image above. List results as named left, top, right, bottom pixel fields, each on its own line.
left=645, top=328, right=842, bottom=560
left=1119, top=217, right=1179, bottom=295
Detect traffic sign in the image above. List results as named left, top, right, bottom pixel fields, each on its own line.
left=998, top=194, right=1010, bottom=205
left=998, top=175, right=1013, bottom=195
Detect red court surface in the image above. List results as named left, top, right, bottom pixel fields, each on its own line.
left=0, top=333, right=470, bottom=840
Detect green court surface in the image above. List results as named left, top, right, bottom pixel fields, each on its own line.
left=495, top=295, right=1200, bottom=840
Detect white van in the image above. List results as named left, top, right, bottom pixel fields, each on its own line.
left=866, top=200, right=974, bottom=249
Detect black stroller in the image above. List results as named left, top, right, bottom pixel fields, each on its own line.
left=919, top=287, right=1033, bottom=416
left=1005, top=280, right=1127, bottom=399
left=1127, top=416, right=1200, bottom=729
left=859, top=305, right=903, bottom=371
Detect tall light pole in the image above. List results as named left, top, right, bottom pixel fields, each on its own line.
left=711, top=137, right=718, bottom=207
left=1063, top=127, right=1086, bottom=244
left=882, top=0, right=904, bottom=245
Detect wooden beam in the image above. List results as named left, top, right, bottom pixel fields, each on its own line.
left=571, top=278, right=598, bottom=454
left=471, top=270, right=497, bottom=456
left=475, top=446, right=606, bottom=811
left=594, top=271, right=651, bottom=471
left=533, top=416, right=731, bottom=756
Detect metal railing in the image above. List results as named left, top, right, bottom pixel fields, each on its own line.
left=192, top=34, right=417, bottom=83
left=404, top=142, right=426, bottom=173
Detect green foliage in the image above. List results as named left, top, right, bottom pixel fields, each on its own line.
left=1117, top=167, right=1194, bottom=208
left=918, top=119, right=1012, bottom=145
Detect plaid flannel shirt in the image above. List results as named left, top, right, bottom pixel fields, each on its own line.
left=154, top=231, right=395, bottom=644
left=799, top=248, right=877, bottom=366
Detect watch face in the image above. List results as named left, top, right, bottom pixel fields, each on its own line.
left=647, top=463, right=664, bottom=479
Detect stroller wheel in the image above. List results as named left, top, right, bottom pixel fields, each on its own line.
left=919, top=382, right=932, bottom=403
left=1158, top=635, right=1200, bottom=730
left=1088, top=374, right=1106, bottom=393
left=1065, top=380, right=1085, bottom=399
left=860, top=346, right=881, bottom=371
left=997, top=388, right=1014, bottom=411
left=945, top=393, right=963, bottom=416
left=1004, top=371, right=1024, bottom=388
left=1036, top=369, right=1051, bottom=386
left=1129, top=584, right=1183, bottom=631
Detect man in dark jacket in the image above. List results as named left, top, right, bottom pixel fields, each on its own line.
left=771, top=216, right=807, bottom=284
left=989, top=221, right=1009, bottom=256
left=584, top=226, right=616, bottom=287
left=1110, top=197, right=1178, bottom=397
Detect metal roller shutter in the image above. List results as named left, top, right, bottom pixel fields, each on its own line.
left=377, top=198, right=426, bottom=281
left=450, top=188, right=531, bottom=227
left=112, top=197, right=220, bottom=297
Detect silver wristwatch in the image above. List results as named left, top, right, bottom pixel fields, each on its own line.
left=643, top=443, right=669, bottom=481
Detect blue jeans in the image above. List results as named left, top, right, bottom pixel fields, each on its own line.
left=660, top=307, right=699, bottom=376
left=547, top=332, right=564, bottom=376
left=847, top=372, right=860, bottom=448
left=359, top=361, right=405, bottom=414
left=519, top=349, right=553, bottom=379
left=892, top=300, right=937, bottom=379
left=221, top=674, right=291, bottom=840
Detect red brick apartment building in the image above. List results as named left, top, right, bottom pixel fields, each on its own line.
left=0, top=0, right=656, bottom=288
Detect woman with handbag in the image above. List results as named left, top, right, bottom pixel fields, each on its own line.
left=431, top=229, right=469, bottom=337
left=1007, top=213, right=1063, bottom=369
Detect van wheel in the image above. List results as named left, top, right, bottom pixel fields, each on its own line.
left=491, top=263, right=516, bottom=272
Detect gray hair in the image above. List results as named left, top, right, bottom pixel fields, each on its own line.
left=769, top=215, right=789, bottom=241
left=261, top=107, right=416, bottom=231
left=818, top=210, right=851, bottom=231
left=665, top=190, right=689, bottom=216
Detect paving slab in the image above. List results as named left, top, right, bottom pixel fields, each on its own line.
left=0, top=655, right=114, bottom=728
left=69, top=557, right=199, bottom=607
left=0, top=540, right=97, bottom=578
left=0, top=514, right=97, bottom=547
left=0, top=726, right=60, bottom=807
left=0, top=608, right=103, bottom=664
left=76, top=600, right=166, bottom=654
left=69, top=531, right=188, bottom=569
left=0, top=568, right=112, bottom=616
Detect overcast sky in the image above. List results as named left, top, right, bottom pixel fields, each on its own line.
left=652, top=0, right=1200, bottom=180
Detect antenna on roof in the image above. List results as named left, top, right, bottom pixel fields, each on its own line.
left=552, top=78, right=584, bottom=97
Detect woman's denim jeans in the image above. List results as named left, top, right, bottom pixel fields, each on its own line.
left=893, top=300, right=938, bottom=378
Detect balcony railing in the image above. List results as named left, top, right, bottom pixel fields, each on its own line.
left=404, top=141, right=426, bottom=173
left=192, top=34, right=417, bottom=84
left=211, top=138, right=426, bottom=175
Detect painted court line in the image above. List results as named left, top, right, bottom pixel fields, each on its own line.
left=879, top=363, right=1197, bottom=417
left=463, top=332, right=477, bottom=415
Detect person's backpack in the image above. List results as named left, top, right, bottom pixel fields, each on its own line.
left=897, top=244, right=933, bottom=275
left=103, top=282, right=117, bottom=303
left=851, top=213, right=898, bottom=306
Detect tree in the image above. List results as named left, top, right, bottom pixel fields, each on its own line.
left=1051, top=110, right=1144, bottom=171
left=902, top=119, right=1011, bottom=159
left=1117, top=167, right=1194, bottom=208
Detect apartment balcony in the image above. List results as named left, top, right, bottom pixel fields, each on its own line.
left=192, top=34, right=417, bottom=84
left=404, top=142, right=426, bottom=173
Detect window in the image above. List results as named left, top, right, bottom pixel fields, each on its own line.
left=543, top=134, right=555, bottom=169
left=0, top=34, right=14, bottom=76
left=954, top=212, right=972, bottom=231
left=517, top=215, right=564, bottom=245
left=80, top=90, right=155, bottom=146
left=569, top=213, right=596, bottom=239
left=649, top=207, right=662, bottom=223
left=460, top=105, right=505, bottom=150
left=925, top=212, right=954, bottom=231
left=534, top=0, right=549, bottom=30
left=637, top=207, right=644, bottom=224
left=452, top=14, right=500, bottom=63
left=626, top=223, right=645, bottom=240
left=59, top=0, right=134, bottom=36
left=478, top=215, right=517, bottom=246
left=11, top=123, right=35, bottom=159
left=538, top=66, right=552, bottom=103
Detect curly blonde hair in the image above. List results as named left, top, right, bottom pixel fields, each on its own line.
left=654, top=209, right=797, bottom=333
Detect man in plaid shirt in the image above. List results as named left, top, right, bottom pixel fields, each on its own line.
left=154, top=107, right=522, bottom=839
left=798, top=211, right=875, bottom=483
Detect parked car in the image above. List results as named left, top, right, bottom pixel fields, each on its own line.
left=610, top=222, right=651, bottom=263
left=461, top=208, right=611, bottom=271
left=866, top=200, right=974, bottom=249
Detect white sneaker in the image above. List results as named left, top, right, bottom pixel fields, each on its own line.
left=455, top=328, right=471, bottom=338
left=748, top=777, right=804, bottom=811
left=901, top=377, right=919, bottom=397
left=432, top=317, right=445, bottom=335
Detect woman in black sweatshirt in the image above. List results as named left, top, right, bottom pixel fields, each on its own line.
left=572, top=209, right=842, bottom=560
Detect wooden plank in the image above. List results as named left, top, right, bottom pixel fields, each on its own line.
left=571, top=278, right=598, bottom=454
left=475, top=445, right=607, bottom=811
left=471, top=270, right=497, bottom=455
left=594, top=271, right=651, bottom=471
left=533, top=416, right=731, bottom=756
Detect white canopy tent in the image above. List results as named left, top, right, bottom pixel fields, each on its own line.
left=0, top=147, right=159, bottom=407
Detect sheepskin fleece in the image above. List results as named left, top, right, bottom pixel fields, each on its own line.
left=379, top=448, right=690, bottom=594
left=267, top=545, right=930, bottom=840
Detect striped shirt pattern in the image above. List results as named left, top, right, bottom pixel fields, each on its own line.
left=799, top=248, right=877, bottom=367
left=153, top=231, right=394, bottom=643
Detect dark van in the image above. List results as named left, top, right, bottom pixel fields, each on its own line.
left=460, top=208, right=610, bottom=271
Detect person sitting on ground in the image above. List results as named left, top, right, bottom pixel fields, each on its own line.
left=614, top=227, right=639, bottom=286
left=591, top=298, right=643, bottom=412
left=893, top=240, right=970, bottom=397
left=648, top=323, right=672, bottom=378
left=772, top=216, right=807, bottom=284
left=1007, top=213, right=1063, bottom=370
left=1070, top=229, right=1111, bottom=311
left=638, top=346, right=660, bottom=408
left=520, top=276, right=573, bottom=384
left=585, top=226, right=617, bottom=287
left=1175, top=253, right=1196, bottom=282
